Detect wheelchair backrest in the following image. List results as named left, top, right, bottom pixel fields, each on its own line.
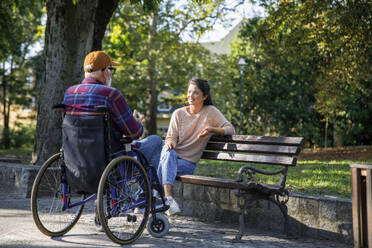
left=62, top=114, right=109, bottom=194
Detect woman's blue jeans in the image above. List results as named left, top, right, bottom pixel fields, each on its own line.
left=157, top=147, right=196, bottom=186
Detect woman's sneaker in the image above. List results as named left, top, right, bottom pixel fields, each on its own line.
left=134, top=197, right=163, bottom=214
left=165, top=196, right=181, bottom=216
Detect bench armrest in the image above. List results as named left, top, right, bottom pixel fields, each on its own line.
left=237, top=165, right=288, bottom=189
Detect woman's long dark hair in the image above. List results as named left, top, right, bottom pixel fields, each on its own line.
left=186, top=77, right=213, bottom=106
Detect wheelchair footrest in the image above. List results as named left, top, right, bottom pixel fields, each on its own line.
left=152, top=205, right=169, bottom=213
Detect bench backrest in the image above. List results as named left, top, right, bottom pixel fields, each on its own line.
left=201, top=135, right=305, bottom=167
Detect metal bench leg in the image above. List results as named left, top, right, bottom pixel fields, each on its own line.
left=236, top=210, right=244, bottom=240
left=268, top=196, right=291, bottom=236
left=234, top=195, right=249, bottom=241
left=279, top=202, right=290, bottom=235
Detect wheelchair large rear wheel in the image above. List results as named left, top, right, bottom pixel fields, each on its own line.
left=30, top=153, right=85, bottom=236
left=97, top=156, right=151, bottom=245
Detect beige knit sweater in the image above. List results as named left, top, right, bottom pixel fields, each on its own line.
left=165, top=105, right=235, bottom=163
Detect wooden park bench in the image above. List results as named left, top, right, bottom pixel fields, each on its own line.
left=176, top=134, right=305, bottom=240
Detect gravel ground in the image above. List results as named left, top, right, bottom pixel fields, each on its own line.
left=0, top=195, right=352, bottom=248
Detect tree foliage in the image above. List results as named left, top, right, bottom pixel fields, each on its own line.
left=0, top=1, right=44, bottom=148
left=0, top=1, right=43, bottom=60
left=226, top=0, right=372, bottom=147
left=4, top=0, right=370, bottom=153
left=104, top=0, right=229, bottom=134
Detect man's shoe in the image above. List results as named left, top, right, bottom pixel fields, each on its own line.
left=165, top=196, right=181, bottom=216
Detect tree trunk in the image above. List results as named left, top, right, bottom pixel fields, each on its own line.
left=2, top=74, right=10, bottom=149
left=333, top=122, right=343, bottom=147
left=145, top=67, right=158, bottom=135
left=32, top=0, right=118, bottom=164
left=1, top=59, right=14, bottom=149
left=92, top=0, right=119, bottom=50
left=145, top=12, right=158, bottom=135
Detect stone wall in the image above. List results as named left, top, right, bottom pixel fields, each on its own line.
left=0, top=162, right=40, bottom=197
left=0, top=162, right=353, bottom=244
left=172, top=181, right=353, bottom=244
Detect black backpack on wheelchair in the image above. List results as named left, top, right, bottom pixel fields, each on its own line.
left=62, top=113, right=108, bottom=194
left=60, top=105, right=161, bottom=195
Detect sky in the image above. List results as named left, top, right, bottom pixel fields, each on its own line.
left=197, top=0, right=265, bottom=42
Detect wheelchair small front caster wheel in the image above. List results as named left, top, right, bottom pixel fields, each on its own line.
left=147, top=214, right=169, bottom=238
left=127, top=214, right=137, bottom=222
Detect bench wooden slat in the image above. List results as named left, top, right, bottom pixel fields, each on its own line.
left=201, top=151, right=297, bottom=166
left=210, top=135, right=305, bottom=146
left=177, top=175, right=243, bottom=189
left=177, top=175, right=282, bottom=192
left=205, top=142, right=300, bottom=155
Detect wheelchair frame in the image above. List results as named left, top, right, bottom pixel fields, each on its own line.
left=30, top=105, right=169, bottom=245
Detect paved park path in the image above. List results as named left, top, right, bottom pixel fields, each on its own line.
left=0, top=194, right=351, bottom=248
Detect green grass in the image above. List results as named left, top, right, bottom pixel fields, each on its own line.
left=0, top=147, right=33, bottom=162
left=195, top=159, right=371, bottom=199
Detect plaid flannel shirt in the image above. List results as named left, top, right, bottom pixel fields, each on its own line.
left=62, top=78, right=143, bottom=145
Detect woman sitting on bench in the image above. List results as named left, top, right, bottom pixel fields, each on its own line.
left=158, top=77, right=235, bottom=216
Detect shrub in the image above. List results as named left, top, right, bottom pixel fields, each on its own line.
left=8, top=123, right=35, bottom=149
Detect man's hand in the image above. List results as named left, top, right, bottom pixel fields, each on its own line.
left=133, top=109, right=145, bottom=124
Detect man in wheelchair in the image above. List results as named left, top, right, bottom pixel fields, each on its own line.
left=30, top=51, right=170, bottom=243
left=61, top=50, right=162, bottom=196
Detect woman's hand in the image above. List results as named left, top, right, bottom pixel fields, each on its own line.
left=164, top=142, right=174, bottom=151
left=198, top=126, right=225, bottom=138
left=198, top=127, right=214, bottom=138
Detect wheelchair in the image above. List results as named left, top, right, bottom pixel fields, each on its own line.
left=30, top=105, right=170, bottom=245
